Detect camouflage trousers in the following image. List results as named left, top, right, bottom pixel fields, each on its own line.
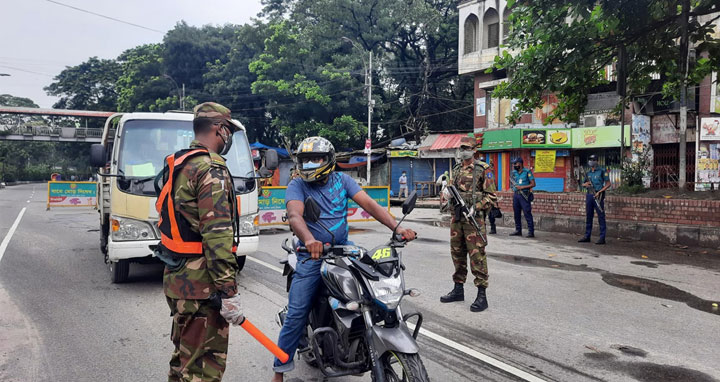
left=166, top=297, right=230, bottom=382
left=449, top=219, right=489, bottom=288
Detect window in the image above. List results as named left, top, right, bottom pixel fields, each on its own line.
left=464, top=14, right=479, bottom=54
left=482, top=8, right=500, bottom=49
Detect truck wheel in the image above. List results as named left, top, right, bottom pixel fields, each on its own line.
left=110, top=259, right=130, bottom=283
left=235, top=255, right=246, bottom=271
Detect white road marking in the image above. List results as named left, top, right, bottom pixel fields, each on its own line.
left=0, top=207, right=27, bottom=264
left=247, top=253, right=547, bottom=382
left=246, top=255, right=284, bottom=274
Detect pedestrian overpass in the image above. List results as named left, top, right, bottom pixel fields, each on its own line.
left=0, top=106, right=114, bottom=143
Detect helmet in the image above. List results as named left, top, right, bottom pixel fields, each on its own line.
left=295, top=137, right=336, bottom=182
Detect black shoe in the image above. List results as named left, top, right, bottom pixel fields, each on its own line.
left=509, top=231, right=522, bottom=236
left=595, top=238, right=606, bottom=245
left=470, top=286, right=488, bottom=312
left=526, top=232, right=535, bottom=238
left=440, top=283, right=464, bottom=303
left=578, top=237, right=591, bottom=243
left=489, top=227, right=497, bottom=235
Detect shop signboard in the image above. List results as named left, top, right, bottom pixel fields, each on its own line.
left=47, top=181, right=97, bottom=208
left=389, top=150, right=418, bottom=158
left=700, top=117, right=720, bottom=141
left=479, top=128, right=521, bottom=151
left=571, top=126, right=630, bottom=148
left=520, top=128, right=571, bottom=148
left=257, top=186, right=390, bottom=226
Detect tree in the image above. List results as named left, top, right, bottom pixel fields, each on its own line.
left=0, top=94, right=44, bottom=126
left=492, top=0, right=720, bottom=124
left=44, top=57, right=121, bottom=111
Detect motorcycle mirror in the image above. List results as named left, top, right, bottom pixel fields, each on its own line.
left=303, top=197, right=322, bottom=223
left=402, top=191, right=417, bottom=215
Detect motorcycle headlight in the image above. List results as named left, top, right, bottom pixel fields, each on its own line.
left=110, top=216, right=156, bottom=241
left=368, top=275, right=404, bottom=310
left=236, top=213, right=259, bottom=236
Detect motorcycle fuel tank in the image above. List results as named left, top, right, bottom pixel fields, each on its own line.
left=321, top=261, right=361, bottom=302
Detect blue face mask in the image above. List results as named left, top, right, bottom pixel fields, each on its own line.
left=302, top=162, right=322, bottom=170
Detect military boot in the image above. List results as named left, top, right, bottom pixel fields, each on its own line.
left=470, top=286, right=489, bottom=312
left=489, top=224, right=497, bottom=235
left=440, top=283, right=464, bottom=303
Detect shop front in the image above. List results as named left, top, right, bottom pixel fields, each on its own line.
left=571, top=126, right=631, bottom=189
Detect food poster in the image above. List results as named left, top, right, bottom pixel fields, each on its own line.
left=520, top=128, right=571, bottom=148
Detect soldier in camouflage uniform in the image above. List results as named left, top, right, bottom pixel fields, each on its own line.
left=158, top=102, right=245, bottom=382
left=440, top=136, right=497, bottom=312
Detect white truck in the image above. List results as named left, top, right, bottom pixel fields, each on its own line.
left=90, top=112, right=276, bottom=283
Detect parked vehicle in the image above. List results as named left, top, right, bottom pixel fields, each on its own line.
left=278, top=192, right=429, bottom=381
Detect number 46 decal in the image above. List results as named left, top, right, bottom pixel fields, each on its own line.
left=372, top=247, right=392, bottom=260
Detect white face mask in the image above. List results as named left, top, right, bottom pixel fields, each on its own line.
left=459, top=149, right=474, bottom=160
left=588, top=160, right=597, bottom=167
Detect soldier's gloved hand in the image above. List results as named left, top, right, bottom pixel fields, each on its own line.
left=220, top=294, right=244, bottom=325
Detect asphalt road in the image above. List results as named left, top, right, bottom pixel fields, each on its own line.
left=1, top=183, right=719, bottom=382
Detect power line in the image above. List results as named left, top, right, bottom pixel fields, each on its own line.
left=0, top=64, right=54, bottom=77
left=45, top=0, right=163, bottom=33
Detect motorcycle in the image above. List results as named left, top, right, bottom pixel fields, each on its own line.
left=277, top=192, right=429, bottom=382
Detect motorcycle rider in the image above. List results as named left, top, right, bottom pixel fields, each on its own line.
left=271, top=136, right=416, bottom=382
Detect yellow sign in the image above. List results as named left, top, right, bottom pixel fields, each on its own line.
left=534, top=150, right=556, bottom=173
left=389, top=150, right=418, bottom=158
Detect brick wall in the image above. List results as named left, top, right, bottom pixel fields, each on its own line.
left=496, top=192, right=720, bottom=227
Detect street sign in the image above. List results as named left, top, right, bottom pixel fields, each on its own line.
left=364, top=139, right=371, bottom=154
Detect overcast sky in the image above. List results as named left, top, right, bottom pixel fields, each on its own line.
left=0, top=0, right=264, bottom=108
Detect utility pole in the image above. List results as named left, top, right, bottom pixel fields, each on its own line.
left=679, top=0, right=689, bottom=190
left=366, top=51, right=373, bottom=186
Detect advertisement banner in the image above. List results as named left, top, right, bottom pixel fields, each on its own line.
left=479, top=129, right=521, bottom=151
left=700, top=117, right=720, bottom=141
left=47, top=181, right=97, bottom=208
left=534, top=150, right=557, bottom=173
left=711, top=72, right=720, bottom=114
left=520, top=129, right=571, bottom=148
left=571, top=126, right=630, bottom=148
left=257, top=186, right=390, bottom=226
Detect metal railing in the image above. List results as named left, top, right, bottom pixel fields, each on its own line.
left=0, top=125, right=108, bottom=141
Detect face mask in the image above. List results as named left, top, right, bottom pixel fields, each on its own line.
left=217, top=126, right=233, bottom=156
left=302, top=162, right=322, bottom=170
left=514, top=165, right=522, bottom=170
left=588, top=160, right=597, bottom=167
left=459, top=149, right=474, bottom=160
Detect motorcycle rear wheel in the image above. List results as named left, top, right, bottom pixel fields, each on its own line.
left=380, top=351, right=429, bottom=382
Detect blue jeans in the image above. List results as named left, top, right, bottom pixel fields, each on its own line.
left=512, top=192, right=534, bottom=233
left=273, top=251, right=323, bottom=372
left=585, top=193, right=606, bottom=239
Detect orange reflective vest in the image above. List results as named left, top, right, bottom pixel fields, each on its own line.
left=155, top=148, right=238, bottom=257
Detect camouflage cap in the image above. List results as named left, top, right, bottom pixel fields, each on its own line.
left=193, top=102, right=243, bottom=132
left=459, top=136, right=477, bottom=149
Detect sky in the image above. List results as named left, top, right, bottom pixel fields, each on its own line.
left=0, top=0, right=265, bottom=108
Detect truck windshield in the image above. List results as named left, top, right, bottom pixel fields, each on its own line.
left=116, top=119, right=256, bottom=194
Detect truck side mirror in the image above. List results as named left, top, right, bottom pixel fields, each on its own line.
left=264, top=149, right=279, bottom=171
left=90, top=144, right=106, bottom=168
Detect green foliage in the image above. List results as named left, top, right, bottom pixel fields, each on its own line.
left=620, top=148, right=653, bottom=193
left=493, top=0, right=720, bottom=124
left=44, top=57, right=121, bottom=112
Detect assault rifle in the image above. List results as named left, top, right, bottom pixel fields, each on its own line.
left=509, top=176, right=530, bottom=202
left=447, top=185, right=487, bottom=244
left=581, top=176, right=604, bottom=213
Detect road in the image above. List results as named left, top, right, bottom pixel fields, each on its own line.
left=0, top=183, right=718, bottom=382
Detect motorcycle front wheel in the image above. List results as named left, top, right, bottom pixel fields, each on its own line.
left=380, top=351, right=429, bottom=382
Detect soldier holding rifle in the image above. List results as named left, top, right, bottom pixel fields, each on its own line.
left=440, top=136, right=497, bottom=312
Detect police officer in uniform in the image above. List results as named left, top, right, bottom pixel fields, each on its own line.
left=440, top=137, right=497, bottom=312
left=156, top=102, right=245, bottom=382
left=509, top=157, right=536, bottom=238
left=579, top=154, right=611, bottom=245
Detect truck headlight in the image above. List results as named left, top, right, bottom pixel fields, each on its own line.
left=368, top=275, right=404, bottom=311
left=236, top=213, right=259, bottom=236
left=110, top=215, right=156, bottom=241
